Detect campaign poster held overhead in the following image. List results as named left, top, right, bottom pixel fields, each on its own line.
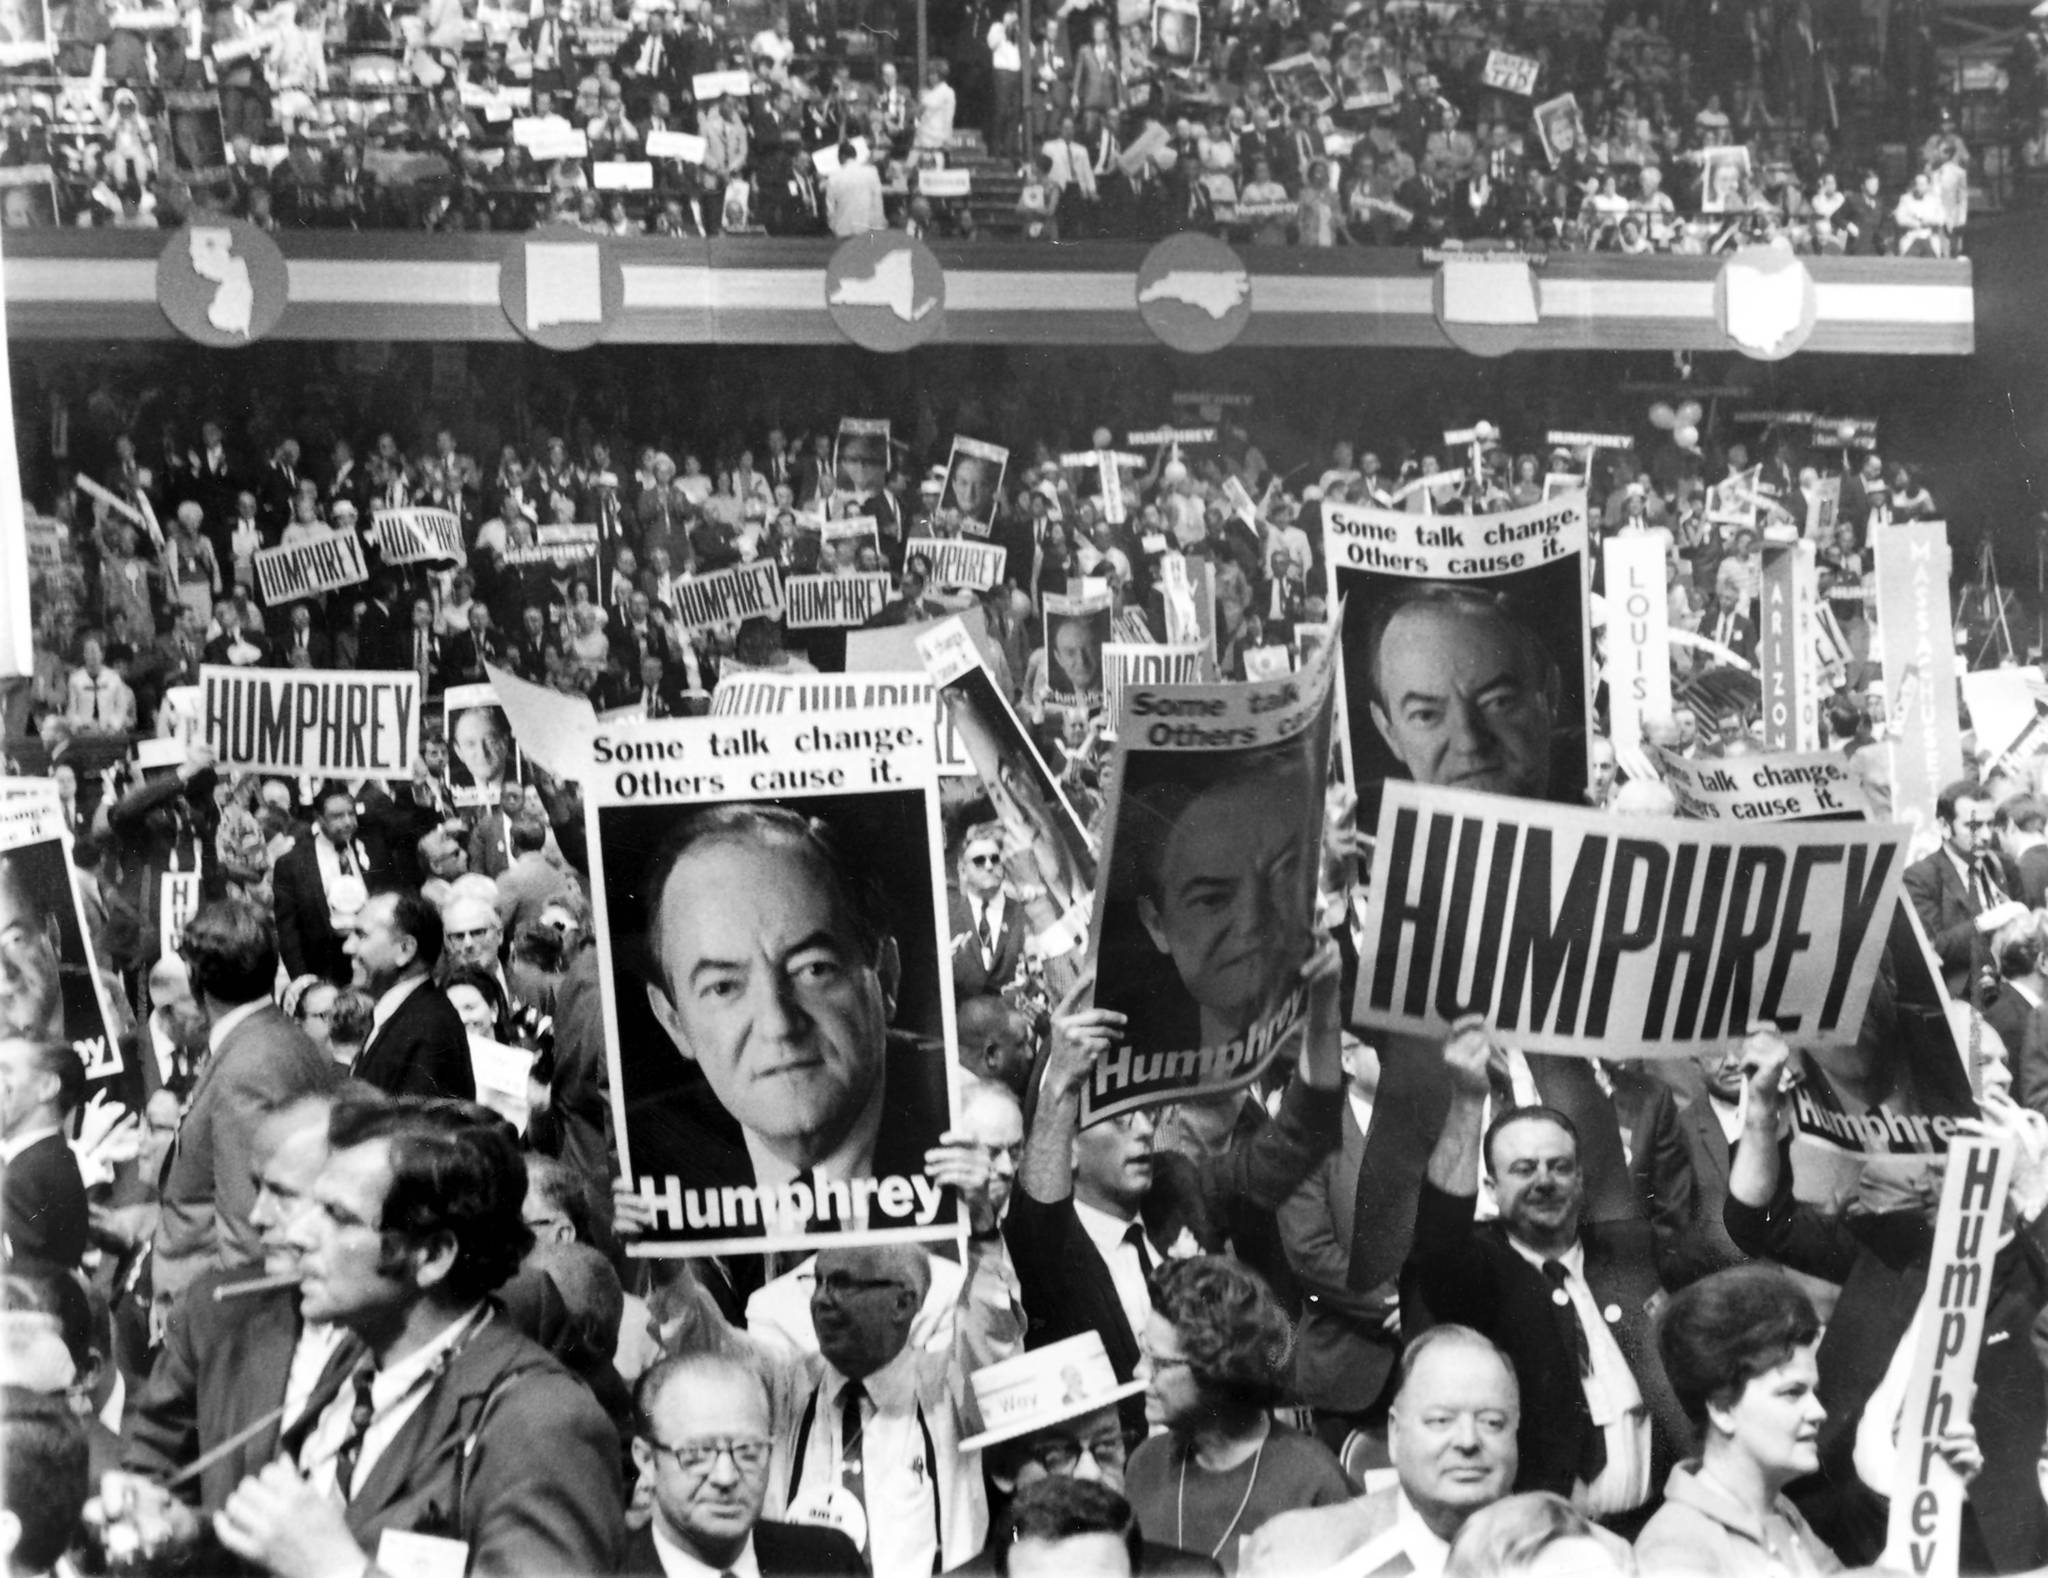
left=443, top=683, right=522, bottom=807
left=1354, top=782, right=1907, bottom=1059
left=587, top=705, right=961, bottom=1257
left=0, top=802, right=133, bottom=1124
left=1324, top=492, right=1593, bottom=824
left=918, top=619, right=1098, bottom=953
left=1083, top=629, right=1338, bottom=1124
left=202, top=666, right=420, bottom=777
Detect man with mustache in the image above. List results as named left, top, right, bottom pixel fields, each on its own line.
left=1400, top=1020, right=1688, bottom=1526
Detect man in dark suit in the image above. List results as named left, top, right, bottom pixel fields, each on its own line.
left=1005, top=955, right=1346, bottom=1440
left=1702, top=580, right=1757, bottom=668
left=277, top=604, right=332, bottom=669
left=0, top=1036, right=89, bottom=1270
left=355, top=574, right=401, bottom=671
left=1986, top=915, right=2046, bottom=1064
left=1635, top=1055, right=1751, bottom=1285
left=442, top=604, right=500, bottom=686
left=201, top=1100, right=624, bottom=1577
left=607, top=590, right=671, bottom=676
left=399, top=594, right=447, bottom=695
left=947, top=821, right=1026, bottom=997
left=346, top=890, right=474, bottom=1100
left=153, top=898, right=339, bottom=1304
left=1278, top=1040, right=1401, bottom=1450
left=621, top=1352, right=864, bottom=1578
left=202, top=600, right=272, bottom=667
left=272, top=783, right=391, bottom=986
left=1903, top=778, right=2029, bottom=999
left=1997, top=792, right=2048, bottom=908
left=1402, top=1024, right=1690, bottom=1520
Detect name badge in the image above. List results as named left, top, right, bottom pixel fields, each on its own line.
left=787, top=1487, right=867, bottom=1552
left=375, top=1530, right=470, bottom=1578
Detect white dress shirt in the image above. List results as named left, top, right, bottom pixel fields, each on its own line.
left=1073, top=1197, right=1152, bottom=1341
left=650, top=1522, right=760, bottom=1578
left=1505, top=1237, right=1652, bottom=1516
left=281, top=1319, right=347, bottom=1431
left=782, top=1344, right=984, bottom=1576
left=298, top=1304, right=487, bottom=1499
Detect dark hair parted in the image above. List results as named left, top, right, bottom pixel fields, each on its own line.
left=327, top=1096, right=533, bottom=1304
left=993, top=1478, right=1140, bottom=1577
left=1656, top=1264, right=1821, bottom=1429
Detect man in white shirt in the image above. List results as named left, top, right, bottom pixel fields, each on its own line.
left=915, top=60, right=956, bottom=155
left=778, top=1240, right=1015, bottom=1575
left=987, top=10, right=1021, bottom=157
left=824, top=140, right=886, bottom=236
left=1241, top=1325, right=1522, bottom=1577
left=67, top=636, right=136, bottom=734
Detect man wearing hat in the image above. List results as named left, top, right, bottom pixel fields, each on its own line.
left=951, top=1334, right=1221, bottom=1576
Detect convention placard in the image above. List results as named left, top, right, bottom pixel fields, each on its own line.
left=1355, top=782, right=1907, bottom=1057
left=201, top=665, right=419, bottom=776
left=587, top=706, right=961, bottom=1256
left=253, top=531, right=368, bottom=606
left=670, top=559, right=785, bottom=635
left=1044, top=588, right=1113, bottom=710
left=785, top=572, right=891, bottom=629
left=1653, top=745, right=1872, bottom=822
left=1084, top=629, right=1338, bottom=1122
left=910, top=536, right=1006, bottom=593
left=374, top=506, right=465, bottom=566
left=942, top=437, right=1008, bottom=536
left=443, top=682, right=521, bottom=807
left=1873, top=521, right=1963, bottom=834
left=1325, top=492, right=1592, bottom=823
left=1102, top=641, right=1205, bottom=738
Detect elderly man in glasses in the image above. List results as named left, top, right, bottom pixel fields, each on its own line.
left=625, top=1352, right=864, bottom=1577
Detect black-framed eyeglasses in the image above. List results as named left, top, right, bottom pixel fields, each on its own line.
left=1023, top=1431, right=1131, bottom=1475
left=647, top=1436, right=773, bottom=1476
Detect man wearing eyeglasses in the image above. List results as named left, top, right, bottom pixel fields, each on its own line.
left=624, top=1353, right=864, bottom=1577
left=1903, top=778, right=2031, bottom=1000
left=949, top=821, right=1026, bottom=998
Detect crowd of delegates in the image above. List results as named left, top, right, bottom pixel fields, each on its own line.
left=10, top=384, right=2048, bottom=1578
left=0, top=0, right=1975, bottom=252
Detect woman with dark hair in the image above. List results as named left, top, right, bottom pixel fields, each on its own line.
left=1636, top=1265, right=1833, bottom=1575
left=1124, top=1256, right=1348, bottom=1572
left=442, top=963, right=512, bottom=1042
left=1637, top=1264, right=1978, bottom=1575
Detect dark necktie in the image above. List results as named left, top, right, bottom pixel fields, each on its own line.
left=976, top=901, right=994, bottom=964
left=1123, top=1220, right=1154, bottom=1279
left=1542, top=1260, right=1608, bottom=1482
left=1972, top=863, right=1998, bottom=912
left=89, top=682, right=100, bottom=722
left=333, top=1364, right=377, bottom=1499
left=336, top=840, right=356, bottom=877
left=839, top=1381, right=870, bottom=1558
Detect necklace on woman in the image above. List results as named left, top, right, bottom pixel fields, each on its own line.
left=1177, top=1428, right=1269, bottom=1561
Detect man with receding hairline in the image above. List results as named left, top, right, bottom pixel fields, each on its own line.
left=1241, top=1326, right=1522, bottom=1578
left=1363, top=583, right=1560, bottom=802
left=627, top=803, right=950, bottom=1234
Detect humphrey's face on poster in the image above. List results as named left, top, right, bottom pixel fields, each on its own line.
left=451, top=704, right=514, bottom=793
left=1050, top=615, right=1103, bottom=695
left=1367, top=586, right=1558, bottom=799
left=949, top=453, right=998, bottom=524
left=836, top=431, right=888, bottom=499
left=1127, top=751, right=1317, bottom=1040
left=643, top=808, right=902, bottom=1175
left=0, top=850, right=65, bottom=1043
